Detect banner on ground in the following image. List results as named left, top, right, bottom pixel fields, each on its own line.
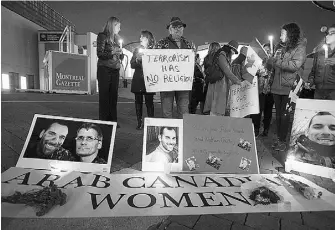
left=142, top=49, right=195, bottom=92
left=2, top=167, right=335, bottom=218
left=229, top=44, right=261, bottom=118
left=183, top=114, right=259, bottom=173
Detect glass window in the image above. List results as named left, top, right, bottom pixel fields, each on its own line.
left=20, top=76, right=27, bottom=89
left=1, top=74, right=10, bottom=89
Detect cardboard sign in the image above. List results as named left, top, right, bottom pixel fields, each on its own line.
left=229, top=79, right=259, bottom=118
left=16, top=114, right=117, bottom=173
left=183, top=114, right=259, bottom=173
left=2, top=167, right=335, bottom=218
left=142, top=118, right=183, bottom=173
left=285, top=99, right=335, bottom=179
left=142, top=49, right=195, bottom=92
left=229, top=45, right=261, bottom=118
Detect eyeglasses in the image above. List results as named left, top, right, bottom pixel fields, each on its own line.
left=326, top=31, right=335, bottom=36
left=172, top=25, right=184, bottom=30
left=75, top=136, right=100, bottom=142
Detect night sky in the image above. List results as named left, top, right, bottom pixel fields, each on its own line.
left=47, top=1, right=334, bottom=52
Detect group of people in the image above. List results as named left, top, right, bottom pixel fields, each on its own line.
left=25, top=121, right=107, bottom=164
left=96, top=15, right=335, bottom=155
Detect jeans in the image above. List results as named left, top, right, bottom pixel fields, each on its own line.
left=160, top=91, right=189, bottom=118
left=251, top=93, right=274, bottom=132
left=97, top=65, right=120, bottom=122
left=314, top=89, right=335, bottom=100
left=273, top=94, right=291, bottom=142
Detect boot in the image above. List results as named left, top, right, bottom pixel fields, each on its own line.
left=146, top=104, right=155, bottom=118
left=135, top=103, right=143, bottom=130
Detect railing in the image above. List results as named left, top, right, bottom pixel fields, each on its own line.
left=59, top=25, right=72, bottom=53
left=1, top=1, right=76, bottom=32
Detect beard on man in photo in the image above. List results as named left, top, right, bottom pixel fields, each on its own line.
left=293, top=111, right=335, bottom=168
left=24, top=121, right=76, bottom=161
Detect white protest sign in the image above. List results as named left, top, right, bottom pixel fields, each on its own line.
left=2, top=167, right=335, bottom=218
left=142, top=49, right=195, bottom=92
left=230, top=80, right=259, bottom=118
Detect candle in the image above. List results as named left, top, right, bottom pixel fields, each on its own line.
left=268, top=35, right=273, bottom=55
left=323, top=44, right=328, bottom=59
left=119, top=39, right=123, bottom=49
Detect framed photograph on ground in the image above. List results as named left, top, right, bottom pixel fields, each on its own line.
left=285, top=99, right=335, bottom=179
left=16, top=114, right=117, bottom=173
left=142, top=118, right=183, bottom=172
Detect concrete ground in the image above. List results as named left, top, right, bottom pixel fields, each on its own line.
left=1, top=87, right=335, bottom=230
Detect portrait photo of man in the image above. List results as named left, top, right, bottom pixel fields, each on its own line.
left=145, top=126, right=179, bottom=164
left=75, top=123, right=107, bottom=164
left=291, top=111, right=335, bottom=168
left=24, top=120, right=76, bottom=161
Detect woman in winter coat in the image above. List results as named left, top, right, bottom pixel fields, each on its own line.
left=97, top=16, right=124, bottom=127
left=266, top=22, right=307, bottom=152
left=130, top=30, right=156, bottom=130
left=203, top=42, right=221, bottom=115
left=204, top=40, right=242, bottom=116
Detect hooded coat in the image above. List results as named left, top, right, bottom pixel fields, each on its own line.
left=269, top=38, right=307, bottom=95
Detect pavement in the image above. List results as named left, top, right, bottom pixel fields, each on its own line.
left=1, top=86, right=335, bottom=230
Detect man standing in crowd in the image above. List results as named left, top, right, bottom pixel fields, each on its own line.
left=155, top=17, right=196, bottom=119
left=307, top=24, right=335, bottom=100
left=25, top=121, right=75, bottom=161
left=75, top=123, right=107, bottom=164
left=146, top=126, right=178, bottom=164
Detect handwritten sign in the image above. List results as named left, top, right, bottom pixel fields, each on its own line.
left=230, top=45, right=262, bottom=117
left=230, top=80, right=259, bottom=118
left=183, top=115, right=259, bottom=173
left=142, top=49, right=195, bottom=92
left=2, top=167, right=335, bottom=218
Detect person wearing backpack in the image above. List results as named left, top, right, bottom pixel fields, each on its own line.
left=203, top=42, right=221, bottom=115
left=203, top=40, right=242, bottom=116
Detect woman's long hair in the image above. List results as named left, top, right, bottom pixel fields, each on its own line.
left=208, top=42, right=221, bottom=56
left=281, top=22, right=301, bottom=51
left=141, top=30, right=156, bottom=49
left=102, top=16, right=120, bottom=39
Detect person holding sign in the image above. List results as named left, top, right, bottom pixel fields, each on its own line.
left=204, top=40, right=242, bottom=116
left=266, top=22, right=307, bottom=152
left=75, top=123, right=107, bottom=164
left=96, top=17, right=124, bottom=127
left=307, top=24, right=335, bottom=100
left=131, top=30, right=156, bottom=130
left=250, top=43, right=275, bottom=137
left=155, top=17, right=196, bottom=119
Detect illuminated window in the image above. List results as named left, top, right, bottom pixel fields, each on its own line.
left=1, top=73, right=10, bottom=89
left=20, top=76, right=27, bottom=89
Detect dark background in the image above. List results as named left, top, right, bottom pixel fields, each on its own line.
left=23, top=117, right=115, bottom=162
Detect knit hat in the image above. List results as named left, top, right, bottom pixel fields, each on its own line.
left=240, top=46, right=248, bottom=56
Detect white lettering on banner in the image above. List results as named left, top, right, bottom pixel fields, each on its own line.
left=55, top=72, right=84, bottom=88
left=2, top=168, right=335, bottom=218
left=142, top=49, right=195, bottom=92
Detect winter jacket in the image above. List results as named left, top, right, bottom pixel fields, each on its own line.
left=308, top=46, right=335, bottom=90
left=130, top=47, right=155, bottom=94
left=97, top=32, right=124, bottom=69
left=269, top=38, right=307, bottom=95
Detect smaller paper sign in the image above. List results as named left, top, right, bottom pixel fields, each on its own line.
left=142, top=49, right=195, bottom=92
left=183, top=114, right=259, bottom=173
left=230, top=79, right=259, bottom=118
